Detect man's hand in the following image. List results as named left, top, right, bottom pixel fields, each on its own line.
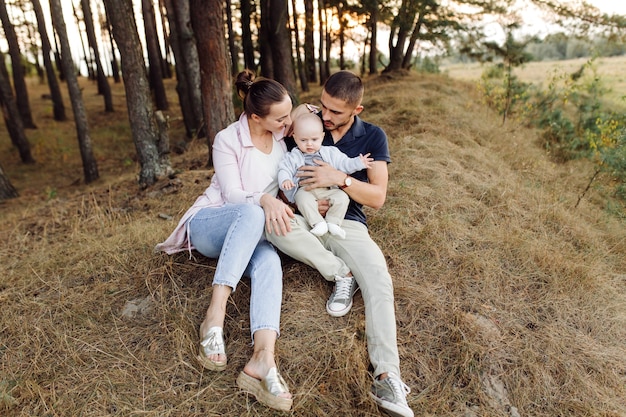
left=317, top=199, right=330, bottom=217
left=296, top=160, right=344, bottom=190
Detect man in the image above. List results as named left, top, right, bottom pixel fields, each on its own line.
left=266, top=71, right=414, bottom=417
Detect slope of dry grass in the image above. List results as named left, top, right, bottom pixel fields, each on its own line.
left=1, top=73, right=625, bottom=416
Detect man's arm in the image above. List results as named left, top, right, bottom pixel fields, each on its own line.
left=297, top=160, right=388, bottom=209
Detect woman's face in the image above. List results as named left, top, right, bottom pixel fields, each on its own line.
left=260, top=95, right=293, bottom=134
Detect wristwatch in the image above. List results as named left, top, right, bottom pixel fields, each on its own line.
left=340, top=175, right=352, bottom=189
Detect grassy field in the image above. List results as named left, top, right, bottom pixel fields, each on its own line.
left=1, top=72, right=625, bottom=416
left=443, top=55, right=626, bottom=108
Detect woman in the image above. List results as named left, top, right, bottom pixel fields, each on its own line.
left=155, top=69, right=296, bottom=411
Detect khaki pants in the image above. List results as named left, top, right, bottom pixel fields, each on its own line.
left=266, top=215, right=401, bottom=377
left=295, top=187, right=349, bottom=227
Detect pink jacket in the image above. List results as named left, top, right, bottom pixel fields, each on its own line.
left=155, top=113, right=287, bottom=255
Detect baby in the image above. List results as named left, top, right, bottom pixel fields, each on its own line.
left=278, top=112, right=373, bottom=238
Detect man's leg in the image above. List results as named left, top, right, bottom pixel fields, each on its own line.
left=266, top=214, right=351, bottom=281
left=324, top=220, right=413, bottom=417
left=322, top=220, right=401, bottom=377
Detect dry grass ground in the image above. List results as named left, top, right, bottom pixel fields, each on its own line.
left=1, top=72, right=625, bottom=416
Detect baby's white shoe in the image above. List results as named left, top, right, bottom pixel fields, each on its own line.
left=310, top=221, right=329, bottom=236
left=327, top=223, right=346, bottom=239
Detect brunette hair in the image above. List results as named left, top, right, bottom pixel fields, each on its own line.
left=322, top=70, right=364, bottom=107
left=235, top=69, right=289, bottom=118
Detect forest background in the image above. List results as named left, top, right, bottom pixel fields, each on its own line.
left=1, top=0, right=626, bottom=416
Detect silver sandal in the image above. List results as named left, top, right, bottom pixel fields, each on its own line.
left=236, top=367, right=293, bottom=411
left=197, top=326, right=227, bottom=371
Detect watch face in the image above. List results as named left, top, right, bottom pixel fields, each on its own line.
left=344, top=177, right=352, bottom=187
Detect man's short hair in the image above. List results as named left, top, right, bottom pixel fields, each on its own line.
left=323, top=71, right=364, bottom=107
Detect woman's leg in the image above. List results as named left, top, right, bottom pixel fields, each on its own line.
left=245, top=240, right=283, bottom=337
left=241, top=240, right=292, bottom=400
left=241, top=329, right=290, bottom=400
left=189, top=204, right=265, bottom=290
left=189, top=204, right=265, bottom=363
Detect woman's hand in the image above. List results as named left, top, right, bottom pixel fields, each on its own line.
left=260, top=194, right=295, bottom=236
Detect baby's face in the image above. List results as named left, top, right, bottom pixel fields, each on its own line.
left=293, top=122, right=324, bottom=154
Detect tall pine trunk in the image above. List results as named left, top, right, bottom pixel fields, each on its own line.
left=163, top=0, right=204, bottom=140
left=81, top=0, right=113, bottom=112
left=259, top=0, right=273, bottom=78
left=240, top=0, right=256, bottom=71
left=225, top=0, right=239, bottom=76
left=32, top=0, right=66, bottom=121
left=50, top=0, right=99, bottom=183
left=291, top=0, right=308, bottom=92
left=189, top=0, right=235, bottom=167
left=105, top=0, right=172, bottom=188
left=0, top=51, right=34, bottom=164
left=304, top=0, right=316, bottom=83
left=0, top=0, right=36, bottom=129
left=267, top=0, right=297, bottom=99
left=368, top=2, right=378, bottom=75
left=142, top=0, right=169, bottom=111
left=0, top=162, right=18, bottom=200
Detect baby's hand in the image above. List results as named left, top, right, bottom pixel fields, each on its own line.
left=281, top=180, right=295, bottom=190
left=359, top=153, right=374, bottom=169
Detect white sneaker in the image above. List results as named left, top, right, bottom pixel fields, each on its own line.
left=370, top=373, right=414, bottom=417
left=310, top=221, right=328, bottom=236
left=327, top=222, right=346, bottom=239
left=326, top=275, right=359, bottom=317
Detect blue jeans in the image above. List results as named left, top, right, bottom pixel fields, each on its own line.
left=188, top=204, right=283, bottom=338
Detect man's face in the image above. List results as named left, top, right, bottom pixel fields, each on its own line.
left=319, top=90, right=362, bottom=132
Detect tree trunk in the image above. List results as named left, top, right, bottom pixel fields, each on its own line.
left=81, top=0, right=114, bottom=112
left=0, top=51, right=34, bottom=164
left=368, top=2, right=378, bottom=75
left=401, top=12, right=425, bottom=70
left=49, top=0, right=99, bottom=183
left=0, top=162, right=18, bottom=200
left=259, top=0, right=273, bottom=78
left=337, top=3, right=346, bottom=70
left=225, top=0, right=239, bottom=76
left=304, top=0, right=316, bottom=83
left=157, top=0, right=173, bottom=78
left=163, top=0, right=193, bottom=140
left=189, top=0, right=235, bottom=167
left=240, top=0, right=256, bottom=71
left=19, top=1, right=44, bottom=83
left=324, top=5, right=330, bottom=79
left=104, top=13, right=121, bottom=83
left=164, top=0, right=204, bottom=140
left=32, top=0, right=66, bottom=121
left=384, top=0, right=416, bottom=73
left=291, top=0, right=308, bottom=92
left=142, top=0, right=169, bottom=110
left=72, top=1, right=94, bottom=79
left=105, top=0, right=172, bottom=188
left=268, top=0, right=297, bottom=98
left=318, top=0, right=327, bottom=84
left=0, top=0, right=36, bottom=129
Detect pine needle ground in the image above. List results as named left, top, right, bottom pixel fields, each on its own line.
left=1, top=72, right=625, bottom=416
